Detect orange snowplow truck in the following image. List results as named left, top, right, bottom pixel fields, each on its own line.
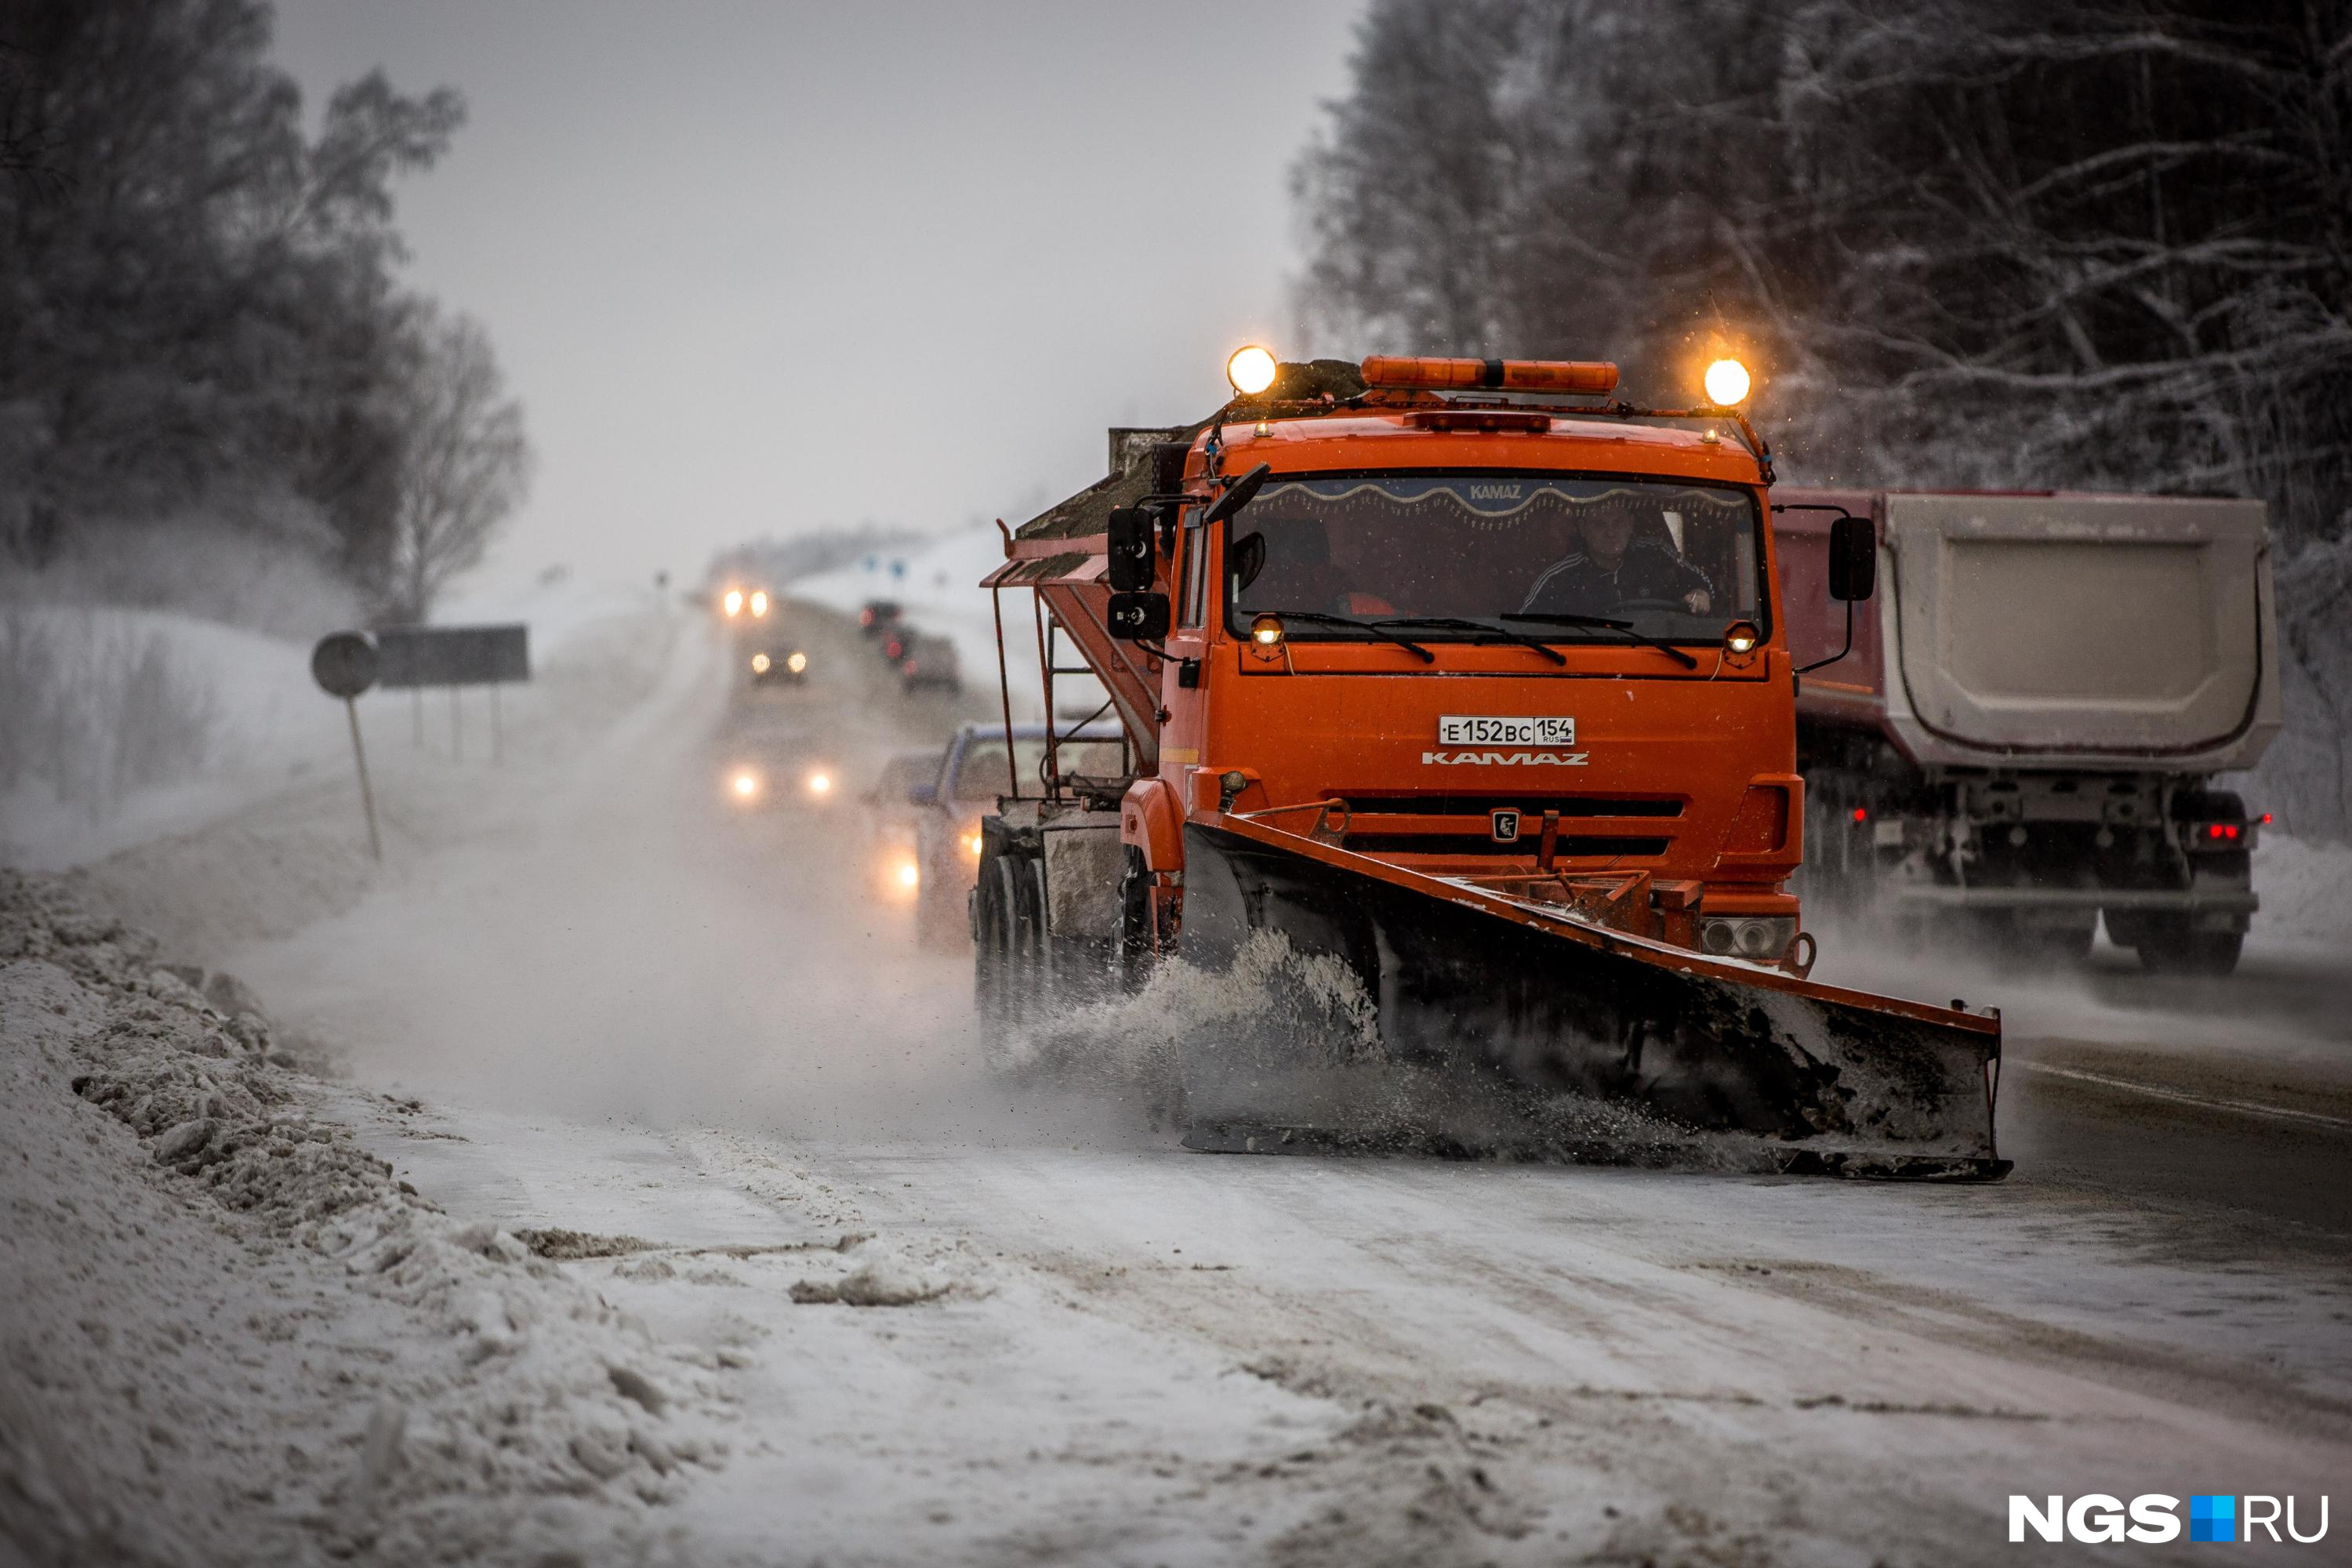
left=977, top=351, right=2006, bottom=1178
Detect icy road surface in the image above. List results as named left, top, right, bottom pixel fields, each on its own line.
left=54, top=592, right=2352, bottom=1566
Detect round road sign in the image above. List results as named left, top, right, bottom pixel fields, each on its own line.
left=310, top=631, right=380, bottom=699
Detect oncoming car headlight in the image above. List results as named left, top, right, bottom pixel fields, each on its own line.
left=750, top=652, right=771, bottom=674
left=728, top=768, right=760, bottom=802
left=786, top=650, right=808, bottom=674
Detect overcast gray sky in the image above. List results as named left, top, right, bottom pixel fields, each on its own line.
left=270, top=2, right=1367, bottom=592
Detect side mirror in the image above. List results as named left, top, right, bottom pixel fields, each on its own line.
left=1106, top=507, right=1155, bottom=591
left=1229, top=532, right=1267, bottom=594
left=1828, top=514, right=1877, bottom=601
left=1201, top=463, right=1271, bottom=528
left=1107, top=591, right=1171, bottom=641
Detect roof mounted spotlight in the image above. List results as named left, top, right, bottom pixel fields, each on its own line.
left=1226, top=344, right=1279, bottom=396
left=1703, top=358, right=1752, bottom=407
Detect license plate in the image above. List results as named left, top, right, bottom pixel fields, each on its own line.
left=1438, top=714, right=1576, bottom=747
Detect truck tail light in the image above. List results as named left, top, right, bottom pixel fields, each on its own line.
left=1359, top=356, right=1619, bottom=395
left=1850, top=806, right=1868, bottom=823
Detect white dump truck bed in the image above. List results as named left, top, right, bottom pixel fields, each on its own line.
left=1783, top=491, right=2281, bottom=772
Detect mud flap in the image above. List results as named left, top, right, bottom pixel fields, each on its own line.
left=1178, top=819, right=2008, bottom=1180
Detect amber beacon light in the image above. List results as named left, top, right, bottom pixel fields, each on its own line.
left=1360, top=357, right=1619, bottom=395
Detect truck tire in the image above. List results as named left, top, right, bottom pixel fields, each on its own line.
left=973, top=843, right=1050, bottom=1027
left=973, top=862, right=1009, bottom=1025
left=1116, top=846, right=1155, bottom=993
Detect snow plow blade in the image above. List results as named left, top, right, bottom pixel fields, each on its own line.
left=1176, top=816, right=2008, bottom=1180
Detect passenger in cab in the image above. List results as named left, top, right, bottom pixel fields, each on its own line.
left=1247, top=517, right=1396, bottom=617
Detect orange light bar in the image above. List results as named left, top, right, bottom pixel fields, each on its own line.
left=1360, top=356, right=1618, bottom=395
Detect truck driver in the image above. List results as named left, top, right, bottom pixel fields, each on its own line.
left=1520, top=506, right=1713, bottom=617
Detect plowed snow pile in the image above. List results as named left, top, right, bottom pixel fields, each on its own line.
left=0, top=871, right=733, bottom=1566
left=1004, top=929, right=1752, bottom=1168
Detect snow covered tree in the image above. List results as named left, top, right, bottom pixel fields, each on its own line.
left=1298, top=0, right=2352, bottom=832
left=382, top=306, right=532, bottom=624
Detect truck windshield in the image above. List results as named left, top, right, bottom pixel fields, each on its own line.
left=1225, top=474, right=1762, bottom=644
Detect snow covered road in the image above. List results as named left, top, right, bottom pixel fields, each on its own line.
left=19, top=590, right=2351, bottom=1566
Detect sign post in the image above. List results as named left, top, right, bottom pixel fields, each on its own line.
left=310, top=632, right=383, bottom=862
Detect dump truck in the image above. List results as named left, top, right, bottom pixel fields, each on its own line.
left=971, top=351, right=2009, bottom=1178
left=1775, top=489, right=2280, bottom=975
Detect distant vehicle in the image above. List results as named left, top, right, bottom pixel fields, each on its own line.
left=864, top=747, right=947, bottom=909
left=1776, top=488, right=2279, bottom=975
left=858, top=600, right=903, bottom=637
left=911, top=721, right=1126, bottom=949
left=746, top=645, right=809, bottom=686
left=719, top=585, right=774, bottom=621
left=898, top=634, right=962, bottom=694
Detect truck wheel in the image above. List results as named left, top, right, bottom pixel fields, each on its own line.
left=975, top=845, right=1051, bottom=1028
left=1117, top=846, right=1155, bottom=993
left=973, top=862, right=1011, bottom=1025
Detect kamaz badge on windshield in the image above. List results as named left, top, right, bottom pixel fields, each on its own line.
left=1439, top=714, right=1576, bottom=746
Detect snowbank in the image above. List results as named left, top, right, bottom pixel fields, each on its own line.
left=1, top=575, right=677, bottom=874
left=0, top=607, right=347, bottom=871
left=2251, top=832, right=2352, bottom=957
left=0, top=871, right=735, bottom=1564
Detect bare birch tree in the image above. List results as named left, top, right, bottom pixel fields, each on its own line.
left=383, top=306, right=531, bottom=622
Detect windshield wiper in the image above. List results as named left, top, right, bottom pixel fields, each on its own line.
left=1258, top=609, right=1435, bottom=662
left=1374, top=616, right=1566, bottom=665
left=1501, top=612, right=1700, bottom=670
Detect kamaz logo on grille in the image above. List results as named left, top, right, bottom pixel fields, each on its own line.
left=1491, top=809, right=1522, bottom=842
left=1421, top=750, right=1589, bottom=767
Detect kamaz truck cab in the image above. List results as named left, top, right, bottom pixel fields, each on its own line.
left=972, top=350, right=2004, bottom=1177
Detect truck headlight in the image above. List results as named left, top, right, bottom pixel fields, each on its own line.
left=1250, top=614, right=1284, bottom=648
left=1701, top=916, right=1792, bottom=960
left=1723, top=620, right=1759, bottom=655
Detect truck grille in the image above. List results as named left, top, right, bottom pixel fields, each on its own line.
left=1342, top=834, right=1671, bottom=860
left=1345, top=795, right=1682, bottom=818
